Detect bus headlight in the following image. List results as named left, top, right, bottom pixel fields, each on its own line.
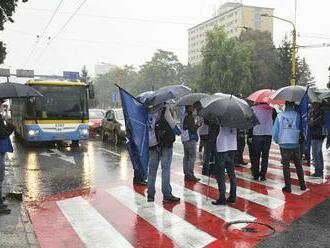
left=120, top=125, right=126, bottom=132
left=28, top=130, right=40, bottom=136
left=79, top=129, right=89, bottom=136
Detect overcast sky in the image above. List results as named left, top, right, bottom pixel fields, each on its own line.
left=1, top=0, right=330, bottom=87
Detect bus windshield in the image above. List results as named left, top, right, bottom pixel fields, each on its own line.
left=27, top=85, right=88, bottom=120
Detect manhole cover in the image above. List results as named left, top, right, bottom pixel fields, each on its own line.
left=225, top=220, right=276, bottom=236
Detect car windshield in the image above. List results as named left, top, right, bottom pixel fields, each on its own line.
left=89, top=110, right=105, bottom=119
left=27, top=85, right=88, bottom=120
left=115, top=109, right=124, bottom=120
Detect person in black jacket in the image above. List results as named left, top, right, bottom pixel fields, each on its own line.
left=309, top=102, right=325, bottom=177
left=0, top=101, right=14, bottom=214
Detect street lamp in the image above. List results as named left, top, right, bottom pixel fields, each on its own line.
left=261, top=13, right=297, bottom=86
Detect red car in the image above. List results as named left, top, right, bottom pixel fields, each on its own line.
left=89, top=109, right=105, bottom=135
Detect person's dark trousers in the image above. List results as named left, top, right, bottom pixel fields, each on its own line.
left=199, top=136, right=208, bottom=153
left=280, top=147, right=306, bottom=189
left=202, top=146, right=216, bottom=175
left=251, top=135, right=272, bottom=179
left=235, top=134, right=245, bottom=164
left=214, top=151, right=237, bottom=202
left=311, top=138, right=324, bottom=175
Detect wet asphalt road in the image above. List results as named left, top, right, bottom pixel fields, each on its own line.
left=7, top=136, right=330, bottom=247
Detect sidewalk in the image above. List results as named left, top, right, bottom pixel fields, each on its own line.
left=0, top=196, right=39, bottom=248
left=0, top=153, right=39, bottom=248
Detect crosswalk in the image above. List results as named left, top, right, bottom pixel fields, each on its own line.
left=27, top=146, right=330, bottom=248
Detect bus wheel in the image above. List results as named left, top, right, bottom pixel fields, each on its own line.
left=71, top=140, right=79, bottom=147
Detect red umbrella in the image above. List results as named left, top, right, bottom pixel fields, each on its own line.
left=247, top=89, right=284, bottom=105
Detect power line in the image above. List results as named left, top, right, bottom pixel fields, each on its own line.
left=20, top=7, right=194, bottom=26
left=22, top=0, right=65, bottom=67
left=33, top=0, right=87, bottom=64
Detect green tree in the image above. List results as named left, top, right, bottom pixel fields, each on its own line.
left=138, top=49, right=184, bottom=92
left=0, top=0, right=27, bottom=63
left=80, top=65, right=90, bottom=83
left=277, top=37, right=315, bottom=87
left=239, top=30, right=280, bottom=91
left=198, top=26, right=252, bottom=95
left=93, top=65, right=138, bottom=108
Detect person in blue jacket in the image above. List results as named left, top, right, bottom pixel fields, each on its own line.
left=0, top=100, right=14, bottom=214
left=273, top=101, right=306, bottom=193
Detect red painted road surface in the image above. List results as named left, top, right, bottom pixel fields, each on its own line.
left=26, top=146, right=330, bottom=248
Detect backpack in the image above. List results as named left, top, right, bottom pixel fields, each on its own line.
left=155, top=108, right=175, bottom=148
left=0, top=117, right=14, bottom=139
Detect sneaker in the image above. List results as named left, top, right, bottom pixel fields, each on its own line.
left=260, top=176, right=266, bottom=181
left=163, top=195, right=180, bottom=203
left=253, top=176, right=259, bottom=181
left=300, top=185, right=307, bottom=191
left=226, top=197, right=236, bottom=203
left=211, top=199, right=226, bottom=205
left=282, top=186, right=292, bottom=193
left=185, top=176, right=200, bottom=182
left=310, top=173, right=322, bottom=178
left=147, top=195, right=154, bottom=202
left=134, top=180, right=148, bottom=186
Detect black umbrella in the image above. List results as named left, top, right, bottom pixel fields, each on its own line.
left=200, top=94, right=259, bottom=129
left=270, top=85, right=306, bottom=103
left=143, top=84, right=191, bottom=106
left=177, top=93, right=209, bottom=106
left=0, top=82, right=43, bottom=100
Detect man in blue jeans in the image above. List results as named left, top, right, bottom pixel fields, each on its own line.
left=212, top=126, right=237, bottom=205
left=147, top=104, right=180, bottom=203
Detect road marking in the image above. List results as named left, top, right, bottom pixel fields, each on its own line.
left=234, top=170, right=307, bottom=195
left=40, top=150, right=76, bottom=164
left=239, top=161, right=324, bottom=184
left=175, top=172, right=284, bottom=209
left=160, top=181, right=255, bottom=228
left=57, top=196, right=133, bottom=248
left=99, top=148, right=121, bottom=157
left=107, top=186, right=216, bottom=248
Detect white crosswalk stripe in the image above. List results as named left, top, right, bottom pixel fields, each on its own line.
left=57, top=196, right=133, bottom=248
left=175, top=172, right=285, bottom=209
left=239, top=162, right=324, bottom=184
left=234, top=170, right=307, bottom=195
left=107, top=186, right=216, bottom=248
left=155, top=180, right=255, bottom=228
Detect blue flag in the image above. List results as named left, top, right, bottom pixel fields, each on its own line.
left=299, top=90, right=311, bottom=161
left=119, top=88, right=149, bottom=179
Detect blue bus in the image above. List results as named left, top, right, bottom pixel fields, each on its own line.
left=10, top=80, right=91, bottom=145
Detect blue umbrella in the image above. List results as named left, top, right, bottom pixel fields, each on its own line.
left=142, top=85, right=191, bottom=106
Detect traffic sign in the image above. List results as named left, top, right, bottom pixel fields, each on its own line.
left=63, top=71, right=80, bottom=81
left=0, top=68, right=10, bottom=77
left=111, top=91, right=118, bottom=103
left=16, top=69, right=34, bottom=78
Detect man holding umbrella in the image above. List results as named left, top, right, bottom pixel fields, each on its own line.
left=0, top=100, right=14, bottom=214
left=273, top=101, right=307, bottom=192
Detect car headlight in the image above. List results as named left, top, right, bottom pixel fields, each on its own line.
left=28, top=130, right=40, bottom=136
left=120, top=125, right=126, bottom=131
left=80, top=129, right=89, bottom=135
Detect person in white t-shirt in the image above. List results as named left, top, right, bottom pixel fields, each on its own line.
left=212, top=126, right=237, bottom=205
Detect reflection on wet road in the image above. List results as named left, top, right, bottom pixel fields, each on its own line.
left=9, top=136, right=330, bottom=247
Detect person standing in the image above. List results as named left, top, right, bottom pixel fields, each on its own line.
left=212, top=126, right=237, bottom=205
left=182, top=105, right=200, bottom=181
left=309, top=102, right=325, bottom=177
left=273, top=102, right=307, bottom=193
left=147, top=103, right=180, bottom=203
left=0, top=101, right=14, bottom=214
left=250, top=103, right=274, bottom=181
left=197, top=116, right=208, bottom=155
left=235, top=129, right=247, bottom=165
left=202, top=119, right=218, bottom=175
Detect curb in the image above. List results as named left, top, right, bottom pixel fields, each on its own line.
left=21, top=205, right=39, bottom=248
